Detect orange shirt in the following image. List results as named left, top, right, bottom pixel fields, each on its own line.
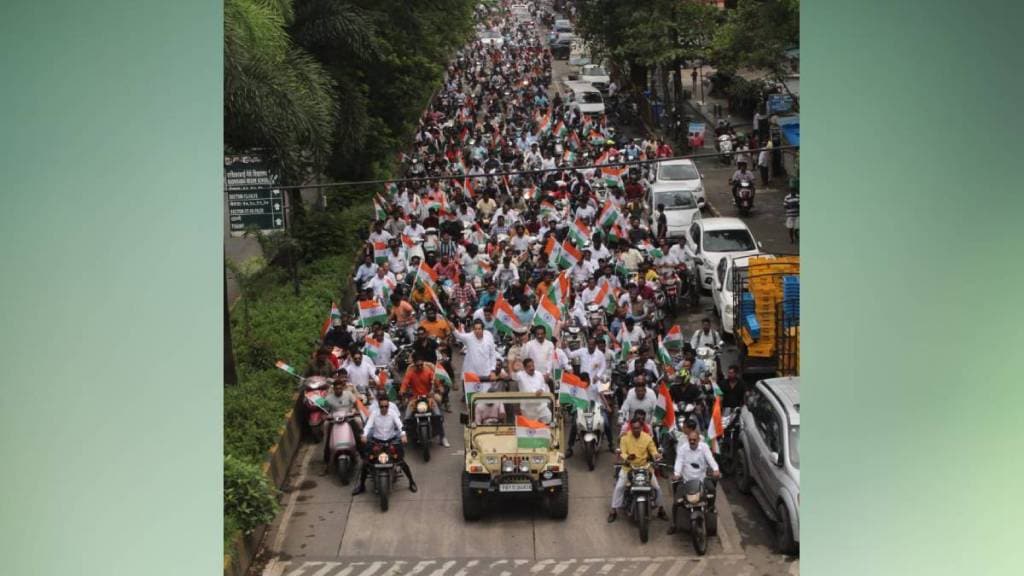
left=401, top=365, right=436, bottom=397
left=419, top=317, right=452, bottom=339
left=390, top=301, right=415, bottom=326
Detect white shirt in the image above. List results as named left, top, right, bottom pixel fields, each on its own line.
left=570, top=347, right=607, bottom=381
left=591, top=244, right=611, bottom=262
left=674, top=440, right=719, bottom=481
left=619, top=325, right=646, bottom=346
left=368, top=334, right=398, bottom=367
left=403, top=224, right=426, bottom=241
left=515, top=369, right=547, bottom=394
left=343, top=359, right=378, bottom=396
left=387, top=252, right=407, bottom=274
left=354, top=262, right=379, bottom=284
left=364, top=408, right=405, bottom=441
left=510, top=234, right=531, bottom=253
left=570, top=263, right=591, bottom=284
left=522, top=339, right=555, bottom=375
left=455, top=329, right=498, bottom=376
left=690, top=329, right=720, bottom=350
left=628, top=358, right=660, bottom=379
left=620, top=388, right=658, bottom=424
left=368, top=272, right=396, bottom=301
left=369, top=231, right=393, bottom=245
left=581, top=285, right=601, bottom=305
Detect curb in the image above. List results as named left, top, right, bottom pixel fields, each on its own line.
left=224, top=395, right=303, bottom=576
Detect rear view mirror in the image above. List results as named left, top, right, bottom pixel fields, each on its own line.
left=459, top=413, right=469, bottom=425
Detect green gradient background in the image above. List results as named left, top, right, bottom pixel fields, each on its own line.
left=1, top=0, right=1022, bottom=575
left=0, top=1, right=222, bottom=575
left=803, top=0, right=1024, bottom=574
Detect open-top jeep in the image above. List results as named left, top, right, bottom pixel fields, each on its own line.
left=459, top=391, right=568, bottom=520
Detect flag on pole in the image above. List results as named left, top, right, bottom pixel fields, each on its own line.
left=556, top=240, right=581, bottom=269
left=493, top=295, right=523, bottom=335
left=275, top=360, right=299, bottom=377
left=463, top=177, right=476, bottom=200
left=654, top=382, right=676, bottom=428
left=558, top=372, right=591, bottom=410
left=568, top=218, right=592, bottom=247
left=463, top=371, right=489, bottom=404
left=665, top=325, right=684, bottom=350
left=372, top=241, right=389, bottom=265
left=434, top=362, right=453, bottom=388
left=656, top=337, right=676, bottom=376
left=543, top=235, right=558, bottom=258
left=416, top=261, right=439, bottom=291
left=516, top=415, right=552, bottom=449
left=589, top=129, right=606, bottom=145
left=598, top=201, right=620, bottom=229
left=362, top=337, right=382, bottom=361
left=373, top=197, right=388, bottom=220
left=562, top=149, right=577, bottom=163
left=553, top=120, right=568, bottom=138
left=358, top=299, right=388, bottom=328
left=590, top=279, right=611, bottom=307
left=567, top=131, right=581, bottom=150
left=532, top=295, right=562, bottom=338
left=707, top=396, right=724, bottom=454
left=618, top=338, right=633, bottom=363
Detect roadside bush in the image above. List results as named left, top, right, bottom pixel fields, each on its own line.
left=224, top=454, right=280, bottom=535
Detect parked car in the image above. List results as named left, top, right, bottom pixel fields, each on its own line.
left=553, top=19, right=573, bottom=33
left=653, top=158, right=705, bottom=205
left=647, top=186, right=701, bottom=240
left=735, top=377, right=800, bottom=555
left=549, top=33, right=573, bottom=60
left=712, top=254, right=750, bottom=336
left=563, top=81, right=604, bottom=115
left=683, top=217, right=762, bottom=292
left=578, top=64, right=610, bottom=94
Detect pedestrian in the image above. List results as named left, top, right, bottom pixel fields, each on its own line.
left=758, top=147, right=771, bottom=186
left=784, top=188, right=800, bottom=244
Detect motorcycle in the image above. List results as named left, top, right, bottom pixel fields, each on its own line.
left=695, top=344, right=723, bottom=385
left=717, top=134, right=734, bottom=165
left=301, top=376, right=331, bottom=443
left=672, top=477, right=719, bottom=555
left=734, top=180, right=755, bottom=216
left=715, top=408, right=743, bottom=476
left=405, top=394, right=442, bottom=462
left=327, top=409, right=361, bottom=485
left=586, top=303, right=606, bottom=330
left=368, top=438, right=404, bottom=512
left=619, top=461, right=657, bottom=543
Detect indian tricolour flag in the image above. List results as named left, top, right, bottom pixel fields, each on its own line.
left=386, top=182, right=398, bottom=197
left=434, top=363, right=453, bottom=389
left=415, top=261, right=439, bottom=291
left=358, top=299, right=387, bottom=328
left=463, top=371, right=490, bottom=404
left=532, top=295, right=562, bottom=338
left=538, top=112, right=551, bottom=134
left=562, top=149, right=577, bottom=164
left=516, top=415, right=551, bottom=449
left=556, top=240, right=581, bottom=269
left=654, top=382, right=676, bottom=428
left=618, top=337, right=632, bottom=363
left=493, top=295, right=523, bottom=336
left=463, top=177, right=476, bottom=199
left=362, top=337, right=382, bottom=361
left=656, top=337, right=676, bottom=376
left=569, top=218, right=591, bottom=247
left=558, top=372, right=590, bottom=410
left=598, top=201, right=620, bottom=229
left=372, top=241, right=389, bottom=265
left=665, top=325, right=684, bottom=350
left=590, top=279, right=611, bottom=307
left=373, top=197, right=388, bottom=220
left=707, top=396, right=724, bottom=454
left=275, top=360, right=299, bottom=377
left=553, top=120, right=568, bottom=138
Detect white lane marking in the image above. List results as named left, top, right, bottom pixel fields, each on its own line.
left=311, top=562, right=343, bottom=576
left=551, top=559, right=576, bottom=574
left=355, top=561, right=385, bottom=576
left=406, top=561, right=436, bottom=576
left=684, top=559, right=708, bottom=576
left=531, top=559, right=555, bottom=573
left=428, top=560, right=457, bottom=576
left=638, top=562, right=662, bottom=576
left=262, top=558, right=285, bottom=576
left=571, top=563, right=593, bottom=576
left=335, top=563, right=365, bottom=576
left=272, top=445, right=318, bottom=554
left=452, top=560, right=479, bottom=576
left=283, top=561, right=321, bottom=576
left=597, top=563, right=616, bottom=575
left=662, top=558, right=689, bottom=576
left=380, top=562, right=407, bottom=576
left=489, top=560, right=508, bottom=569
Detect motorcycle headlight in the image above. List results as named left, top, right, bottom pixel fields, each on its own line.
left=685, top=492, right=702, bottom=504
left=378, top=453, right=390, bottom=464
left=519, top=460, right=531, bottom=473
left=633, top=472, right=647, bottom=484
left=416, top=401, right=429, bottom=414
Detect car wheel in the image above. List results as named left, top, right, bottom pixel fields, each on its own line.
left=547, top=471, right=569, bottom=520
left=461, top=472, right=483, bottom=521
left=735, top=446, right=753, bottom=494
left=775, top=503, right=797, bottom=555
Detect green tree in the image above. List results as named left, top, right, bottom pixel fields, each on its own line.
left=712, top=0, right=799, bottom=82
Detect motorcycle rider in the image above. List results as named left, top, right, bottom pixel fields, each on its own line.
left=399, top=358, right=450, bottom=447
left=342, top=349, right=378, bottom=399
left=666, top=429, right=721, bottom=535
left=353, top=253, right=379, bottom=287
left=410, top=327, right=438, bottom=364
left=720, top=365, right=749, bottom=410
left=690, top=318, right=721, bottom=350
left=353, top=396, right=418, bottom=495
left=729, top=160, right=757, bottom=207
left=620, top=377, right=658, bottom=426
left=367, top=322, right=399, bottom=369
left=419, top=305, right=454, bottom=340
left=388, top=294, right=417, bottom=342
left=321, top=377, right=363, bottom=474
left=608, top=416, right=668, bottom=523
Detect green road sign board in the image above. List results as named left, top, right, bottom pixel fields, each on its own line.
left=225, top=155, right=285, bottom=236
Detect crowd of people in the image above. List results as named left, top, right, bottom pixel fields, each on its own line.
left=303, top=0, right=751, bottom=530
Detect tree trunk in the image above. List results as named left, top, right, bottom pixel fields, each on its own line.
left=672, top=58, right=686, bottom=109
left=224, top=269, right=238, bottom=387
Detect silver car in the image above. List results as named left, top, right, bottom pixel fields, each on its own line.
left=735, top=377, right=800, bottom=554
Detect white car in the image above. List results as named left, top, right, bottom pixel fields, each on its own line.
left=653, top=158, right=705, bottom=205
left=684, top=218, right=762, bottom=292
left=648, top=186, right=701, bottom=240
left=510, top=3, right=531, bottom=21
left=478, top=30, right=504, bottom=47
left=712, top=254, right=757, bottom=335
left=578, top=64, right=610, bottom=94
left=563, top=81, right=604, bottom=115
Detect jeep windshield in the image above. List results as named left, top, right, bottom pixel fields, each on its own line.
left=471, top=397, right=555, bottom=426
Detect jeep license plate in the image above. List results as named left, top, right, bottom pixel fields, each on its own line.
left=499, top=483, right=533, bottom=493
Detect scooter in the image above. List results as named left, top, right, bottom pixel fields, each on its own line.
left=672, top=477, right=719, bottom=555
left=301, top=376, right=331, bottom=443
left=327, top=409, right=362, bottom=485
left=586, top=303, right=606, bottom=330
left=575, top=400, right=606, bottom=471
left=717, top=134, right=734, bottom=165
left=734, top=180, right=755, bottom=216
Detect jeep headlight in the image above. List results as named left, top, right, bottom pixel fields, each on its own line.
left=484, top=455, right=498, bottom=467
left=542, top=470, right=553, bottom=479
left=502, top=458, right=514, bottom=473
left=531, top=455, right=546, bottom=466
left=519, top=460, right=530, bottom=473
left=416, top=401, right=428, bottom=414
